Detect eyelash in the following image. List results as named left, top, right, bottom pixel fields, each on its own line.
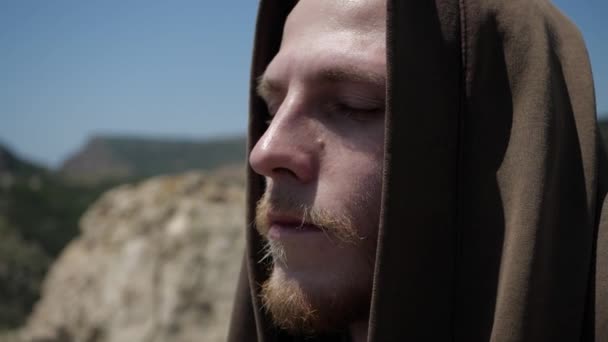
left=262, top=101, right=383, bottom=125
left=325, top=102, right=383, bottom=121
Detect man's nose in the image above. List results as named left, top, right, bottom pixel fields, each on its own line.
left=249, top=115, right=318, bottom=184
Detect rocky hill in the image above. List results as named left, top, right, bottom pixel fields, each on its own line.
left=0, top=137, right=248, bottom=334
left=60, top=135, right=246, bottom=184
left=18, top=170, right=245, bottom=342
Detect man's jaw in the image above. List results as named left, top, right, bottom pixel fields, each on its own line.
left=255, top=198, right=376, bottom=336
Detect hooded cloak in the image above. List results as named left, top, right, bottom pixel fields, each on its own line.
left=228, top=0, right=608, bottom=340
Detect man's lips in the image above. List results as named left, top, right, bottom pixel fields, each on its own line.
left=266, top=214, right=323, bottom=240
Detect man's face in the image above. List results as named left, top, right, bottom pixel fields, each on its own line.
left=249, top=0, right=386, bottom=334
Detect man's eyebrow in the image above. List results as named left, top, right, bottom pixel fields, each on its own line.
left=317, top=66, right=385, bottom=88
left=256, top=65, right=386, bottom=100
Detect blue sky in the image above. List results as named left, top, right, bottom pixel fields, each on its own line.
left=0, top=1, right=606, bottom=167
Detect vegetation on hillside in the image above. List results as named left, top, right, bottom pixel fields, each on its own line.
left=0, top=217, right=50, bottom=329
left=0, top=147, right=115, bottom=329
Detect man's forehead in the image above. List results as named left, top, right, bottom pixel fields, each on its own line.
left=260, top=37, right=386, bottom=94
left=283, top=0, right=386, bottom=38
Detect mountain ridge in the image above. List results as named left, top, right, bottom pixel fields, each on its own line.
left=59, top=134, right=246, bottom=184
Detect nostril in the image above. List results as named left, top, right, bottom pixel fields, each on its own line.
left=272, top=167, right=298, bottom=179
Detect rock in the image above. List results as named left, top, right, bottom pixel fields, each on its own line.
left=20, top=171, right=246, bottom=342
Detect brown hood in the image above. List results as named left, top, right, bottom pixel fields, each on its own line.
left=228, top=0, right=608, bottom=341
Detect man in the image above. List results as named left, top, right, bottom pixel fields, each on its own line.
left=250, top=0, right=385, bottom=339
left=230, top=0, right=608, bottom=341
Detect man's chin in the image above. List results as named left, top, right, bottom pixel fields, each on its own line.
left=261, top=265, right=370, bottom=335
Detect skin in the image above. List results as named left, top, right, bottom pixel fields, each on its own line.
left=250, top=0, right=386, bottom=340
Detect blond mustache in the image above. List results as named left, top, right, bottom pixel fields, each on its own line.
left=255, top=190, right=362, bottom=246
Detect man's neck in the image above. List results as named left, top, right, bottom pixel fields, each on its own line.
left=349, top=319, right=368, bottom=342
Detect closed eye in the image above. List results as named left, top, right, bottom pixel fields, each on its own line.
left=327, top=102, right=383, bottom=121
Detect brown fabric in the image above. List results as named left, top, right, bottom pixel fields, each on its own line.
left=227, top=0, right=608, bottom=341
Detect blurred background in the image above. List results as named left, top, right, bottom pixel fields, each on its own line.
left=0, top=1, right=606, bottom=342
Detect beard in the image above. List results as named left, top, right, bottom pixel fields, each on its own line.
left=259, top=264, right=372, bottom=335
left=255, top=188, right=376, bottom=335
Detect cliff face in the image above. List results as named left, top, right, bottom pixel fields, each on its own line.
left=21, top=171, right=245, bottom=342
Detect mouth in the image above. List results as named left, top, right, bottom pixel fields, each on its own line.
left=267, top=214, right=323, bottom=240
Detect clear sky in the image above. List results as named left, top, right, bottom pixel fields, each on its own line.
left=1, top=1, right=606, bottom=168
